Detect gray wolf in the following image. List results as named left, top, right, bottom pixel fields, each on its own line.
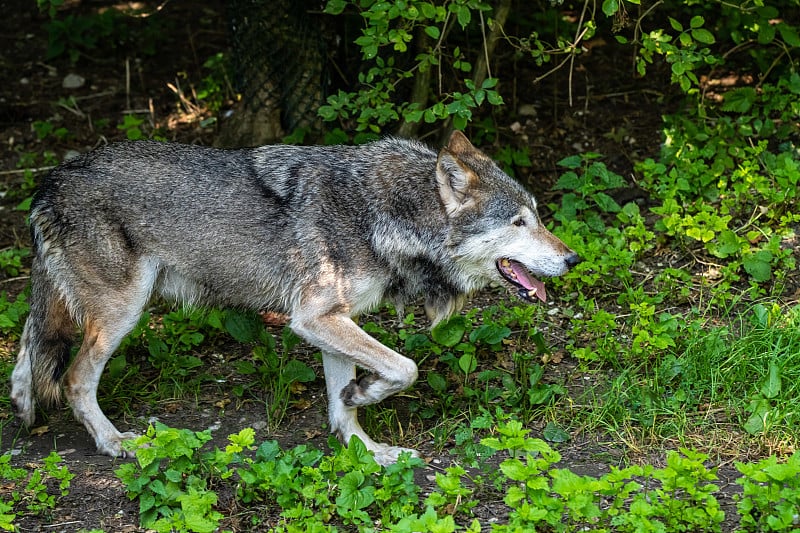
left=10, top=131, right=579, bottom=465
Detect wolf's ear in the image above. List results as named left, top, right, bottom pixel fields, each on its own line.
left=436, top=132, right=480, bottom=217
left=445, top=130, right=478, bottom=156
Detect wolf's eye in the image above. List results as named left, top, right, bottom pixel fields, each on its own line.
left=513, top=218, right=526, bottom=227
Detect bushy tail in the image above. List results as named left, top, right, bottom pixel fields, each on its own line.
left=10, top=258, right=75, bottom=424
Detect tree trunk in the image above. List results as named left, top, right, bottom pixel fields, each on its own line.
left=397, top=31, right=433, bottom=139
left=217, top=0, right=327, bottom=147
left=439, top=0, right=512, bottom=144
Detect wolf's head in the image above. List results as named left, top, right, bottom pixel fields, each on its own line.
left=436, top=131, right=580, bottom=304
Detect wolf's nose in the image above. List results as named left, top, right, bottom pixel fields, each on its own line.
left=565, top=253, right=581, bottom=268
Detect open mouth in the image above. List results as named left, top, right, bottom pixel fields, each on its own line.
left=496, top=258, right=547, bottom=303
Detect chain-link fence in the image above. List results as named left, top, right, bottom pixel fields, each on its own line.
left=223, top=0, right=331, bottom=143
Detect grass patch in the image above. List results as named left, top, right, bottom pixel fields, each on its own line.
left=678, top=304, right=800, bottom=446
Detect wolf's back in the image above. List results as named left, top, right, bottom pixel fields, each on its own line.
left=25, top=139, right=442, bottom=315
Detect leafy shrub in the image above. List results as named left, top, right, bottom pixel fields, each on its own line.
left=736, top=452, right=800, bottom=531
left=111, top=421, right=800, bottom=532
left=0, top=291, right=29, bottom=339
left=482, top=420, right=725, bottom=532
left=115, top=423, right=232, bottom=533
left=0, top=451, right=74, bottom=528
left=320, top=0, right=502, bottom=135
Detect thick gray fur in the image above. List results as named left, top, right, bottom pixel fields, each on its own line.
left=10, top=131, right=578, bottom=464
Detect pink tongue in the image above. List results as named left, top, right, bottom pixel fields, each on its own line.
left=511, top=263, right=547, bottom=302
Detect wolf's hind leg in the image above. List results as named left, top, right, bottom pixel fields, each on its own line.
left=64, top=318, right=141, bottom=457
left=10, top=260, right=74, bottom=427
left=322, top=352, right=418, bottom=466
left=9, top=343, right=35, bottom=426
left=64, top=259, right=158, bottom=457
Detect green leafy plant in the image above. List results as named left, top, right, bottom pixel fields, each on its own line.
left=320, top=0, right=502, bottom=134
left=237, top=435, right=427, bottom=531
left=195, top=52, right=234, bottom=114
left=7, top=150, right=58, bottom=212
left=493, top=144, right=532, bottom=177
left=115, top=423, right=235, bottom=533
left=412, top=307, right=566, bottom=434
left=130, top=309, right=209, bottom=379
left=743, top=360, right=784, bottom=436
left=425, top=463, right=479, bottom=519
left=482, top=421, right=570, bottom=531
left=630, top=15, right=720, bottom=93
left=736, top=451, right=800, bottom=531
left=32, top=120, right=71, bottom=143
left=551, top=154, right=650, bottom=294
left=233, top=324, right=316, bottom=427
left=117, top=114, right=147, bottom=140
left=0, top=451, right=74, bottom=526
left=110, top=420, right=800, bottom=532
left=111, top=307, right=315, bottom=432
left=0, top=500, right=13, bottom=532
left=0, top=291, right=29, bottom=338
left=44, top=10, right=123, bottom=63
left=482, top=421, right=725, bottom=532
left=0, top=248, right=29, bottom=278
left=638, top=74, right=799, bottom=292
left=553, top=153, right=626, bottom=223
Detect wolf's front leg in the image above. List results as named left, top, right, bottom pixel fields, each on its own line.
left=293, top=312, right=419, bottom=399
left=322, top=352, right=418, bottom=465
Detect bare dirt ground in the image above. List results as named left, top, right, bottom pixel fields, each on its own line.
left=0, top=1, right=751, bottom=531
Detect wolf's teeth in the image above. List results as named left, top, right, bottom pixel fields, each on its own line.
left=527, top=288, right=537, bottom=298
left=501, top=259, right=510, bottom=268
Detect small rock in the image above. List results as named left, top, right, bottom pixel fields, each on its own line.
left=62, top=73, right=85, bottom=89
left=64, top=149, right=81, bottom=161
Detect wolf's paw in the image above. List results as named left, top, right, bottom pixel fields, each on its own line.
left=96, top=431, right=140, bottom=459
left=371, top=443, right=421, bottom=466
left=341, top=374, right=383, bottom=407
left=10, top=372, right=35, bottom=427
left=10, top=392, right=35, bottom=427
left=341, top=360, right=418, bottom=407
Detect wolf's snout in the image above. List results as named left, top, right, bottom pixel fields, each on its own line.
left=565, top=253, right=581, bottom=269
